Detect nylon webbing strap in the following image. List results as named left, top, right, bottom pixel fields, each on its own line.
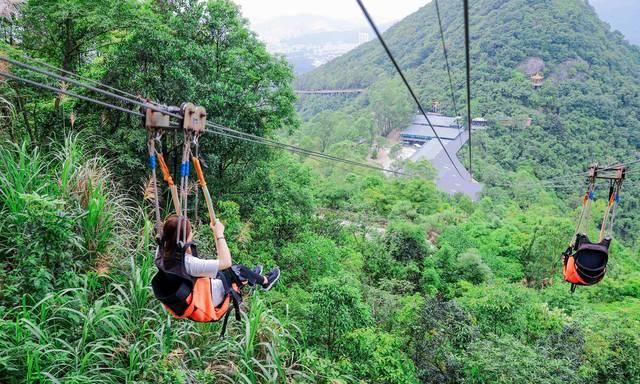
left=600, top=177, right=623, bottom=241
left=147, top=132, right=162, bottom=238
left=144, top=104, right=175, bottom=240
left=194, top=143, right=200, bottom=224
left=177, top=129, right=193, bottom=246
left=192, top=155, right=217, bottom=224
left=156, top=148, right=181, bottom=215
left=571, top=163, right=625, bottom=244
left=176, top=103, right=207, bottom=246
left=573, top=167, right=597, bottom=245
left=608, top=182, right=622, bottom=233
left=142, top=102, right=207, bottom=246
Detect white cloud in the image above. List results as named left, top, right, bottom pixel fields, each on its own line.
left=233, top=0, right=429, bottom=25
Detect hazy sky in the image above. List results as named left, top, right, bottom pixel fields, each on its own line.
left=233, top=0, right=430, bottom=25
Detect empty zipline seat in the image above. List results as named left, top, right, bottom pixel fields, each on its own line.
left=563, top=234, right=610, bottom=286
left=561, top=163, right=625, bottom=292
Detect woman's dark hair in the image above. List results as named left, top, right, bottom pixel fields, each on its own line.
left=162, top=215, right=192, bottom=263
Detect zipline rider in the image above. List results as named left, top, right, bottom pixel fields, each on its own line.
left=147, top=104, right=280, bottom=337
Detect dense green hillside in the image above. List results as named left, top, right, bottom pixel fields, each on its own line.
left=1, top=0, right=639, bottom=383
left=296, top=0, right=640, bottom=241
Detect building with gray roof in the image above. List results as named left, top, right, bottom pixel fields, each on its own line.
left=400, top=113, right=462, bottom=144
left=400, top=113, right=482, bottom=200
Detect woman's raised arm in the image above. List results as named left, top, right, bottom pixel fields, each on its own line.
left=211, top=219, right=232, bottom=270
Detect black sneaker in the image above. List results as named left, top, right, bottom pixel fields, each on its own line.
left=252, top=265, right=264, bottom=276
left=261, top=267, right=281, bottom=291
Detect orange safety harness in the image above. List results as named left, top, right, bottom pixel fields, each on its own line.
left=562, top=163, right=625, bottom=293
left=144, top=103, right=242, bottom=336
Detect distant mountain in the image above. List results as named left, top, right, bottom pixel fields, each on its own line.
left=590, top=0, right=640, bottom=46
left=251, top=14, right=392, bottom=75
left=252, top=14, right=358, bottom=45
left=284, top=29, right=364, bottom=46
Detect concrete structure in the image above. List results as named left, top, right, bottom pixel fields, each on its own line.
left=400, top=113, right=462, bottom=144
left=410, top=140, right=444, bottom=161
left=471, top=117, right=489, bottom=130
left=429, top=130, right=482, bottom=201
left=497, top=116, right=532, bottom=129
left=402, top=113, right=482, bottom=200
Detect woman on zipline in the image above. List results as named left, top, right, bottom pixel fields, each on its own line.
left=159, top=215, right=280, bottom=306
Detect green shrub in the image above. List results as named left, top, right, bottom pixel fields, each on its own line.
left=456, top=249, right=493, bottom=284
left=306, top=277, right=372, bottom=355
left=1, top=193, right=80, bottom=305
left=421, top=258, right=442, bottom=295
left=278, top=233, right=341, bottom=286
left=0, top=137, right=129, bottom=304
left=463, top=334, right=575, bottom=384
left=383, top=221, right=429, bottom=262
left=457, top=282, right=565, bottom=344
left=337, top=328, right=420, bottom=384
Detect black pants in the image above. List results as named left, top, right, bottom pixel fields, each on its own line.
left=231, top=264, right=263, bottom=286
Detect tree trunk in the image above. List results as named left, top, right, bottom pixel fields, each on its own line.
left=54, top=18, right=75, bottom=113
left=12, top=85, right=35, bottom=142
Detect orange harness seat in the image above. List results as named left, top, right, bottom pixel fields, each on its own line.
left=151, top=243, right=243, bottom=336
left=162, top=275, right=240, bottom=322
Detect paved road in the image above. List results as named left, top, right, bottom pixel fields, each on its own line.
left=412, top=131, right=482, bottom=201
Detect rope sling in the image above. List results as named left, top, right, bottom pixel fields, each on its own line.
left=563, top=163, right=625, bottom=292
left=145, top=104, right=211, bottom=239
left=144, top=104, right=242, bottom=337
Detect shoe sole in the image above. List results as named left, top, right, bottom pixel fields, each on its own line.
left=254, top=265, right=263, bottom=276
left=262, top=269, right=280, bottom=291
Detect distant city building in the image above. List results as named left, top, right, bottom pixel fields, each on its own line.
left=358, top=32, right=371, bottom=45
left=400, top=113, right=462, bottom=145
left=471, top=117, right=489, bottom=129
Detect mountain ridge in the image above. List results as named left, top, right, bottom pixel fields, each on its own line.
left=297, top=0, right=640, bottom=90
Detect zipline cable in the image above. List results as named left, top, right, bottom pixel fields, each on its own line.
left=434, top=0, right=463, bottom=142
left=463, top=0, right=473, bottom=178
left=5, top=55, right=638, bottom=185
left=202, top=125, right=413, bottom=174
left=0, top=71, right=145, bottom=117
left=0, top=67, right=412, bottom=176
left=2, top=55, right=404, bottom=174
left=1, top=56, right=166, bottom=114
left=0, top=55, right=416, bottom=175
left=12, top=52, right=161, bottom=106
left=487, top=172, right=587, bottom=188
left=600, top=158, right=640, bottom=171
left=490, top=166, right=639, bottom=190
left=355, top=0, right=465, bottom=179
left=202, top=121, right=412, bottom=175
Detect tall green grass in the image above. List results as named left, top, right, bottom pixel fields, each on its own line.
left=0, top=137, right=317, bottom=383
left=0, top=265, right=314, bottom=382
left=0, top=95, right=17, bottom=140
left=0, top=141, right=46, bottom=215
